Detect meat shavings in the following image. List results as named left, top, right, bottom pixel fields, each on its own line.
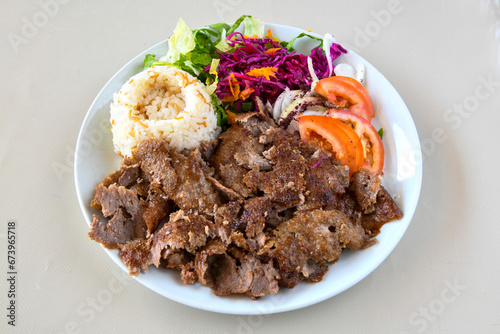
left=351, top=168, right=382, bottom=214
left=195, top=241, right=279, bottom=299
left=88, top=112, right=403, bottom=298
left=362, top=186, right=404, bottom=237
left=260, top=209, right=366, bottom=280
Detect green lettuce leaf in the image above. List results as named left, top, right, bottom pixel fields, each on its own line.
left=378, top=128, right=384, bottom=139
left=143, top=54, right=156, bottom=70
left=215, top=29, right=232, bottom=52
left=243, top=16, right=264, bottom=37
left=211, top=93, right=228, bottom=128
left=227, top=15, right=252, bottom=34
left=163, top=18, right=195, bottom=63
left=205, top=59, right=220, bottom=95
left=281, top=32, right=323, bottom=51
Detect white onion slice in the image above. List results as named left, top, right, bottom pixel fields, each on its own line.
left=322, top=33, right=336, bottom=77
left=286, top=118, right=299, bottom=134
left=301, top=109, right=328, bottom=117
left=307, top=56, right=319, bottom=90
left=334, top=63, right=356, bottom=79
left=273, top=88, right=289, bottom=121
left=356, top=63, right=366, bottom=84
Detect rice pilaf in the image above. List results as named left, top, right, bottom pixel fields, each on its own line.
left=110, top=65, right=220, bottom=157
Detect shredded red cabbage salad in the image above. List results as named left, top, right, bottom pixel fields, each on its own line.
left=209, top=32, right=346, bottom=108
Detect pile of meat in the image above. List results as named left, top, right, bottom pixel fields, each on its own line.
left=88, top=112, right=403, bottom=299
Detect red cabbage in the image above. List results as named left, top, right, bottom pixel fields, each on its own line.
left=209, top=32, right=346, bottom=105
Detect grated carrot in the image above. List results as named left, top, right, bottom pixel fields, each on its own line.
left=130, top=116, right=147, bottom=127
left=246, top=67, right=277, bottom=80
left=165, top=84, right=172, bottom=95
left=226, top=110, right=237, bottom=124
left=264, top=48, right=281, bottom=54
left=267, top=28, right=273, bottom=40
left=179, top=72, right=188, bottom=85
left=195, top=90, right=207, bottom=104
left=170, top=102, right=180, bottom=113
left=239, top=87, right=255, bottom=100
left=221, top=73, right=241, bottom=102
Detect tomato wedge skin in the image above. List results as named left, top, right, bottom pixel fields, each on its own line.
left=314, top=76, right=375, bottom=120
left=327, top=109, right=384, bottom=173
left=297, top=115, right=364, bottom=176
left=332, top=117, right=364, bottom=174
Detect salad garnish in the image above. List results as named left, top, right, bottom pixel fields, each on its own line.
left=142, top=15, right=385, bottom=174
left=142, top=15, right=346, bottom=122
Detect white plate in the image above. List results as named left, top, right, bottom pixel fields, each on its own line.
left=74, top=22, right=422, bottom=315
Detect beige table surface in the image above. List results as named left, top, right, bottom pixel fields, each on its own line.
left=1, top=0, right=499, bottom=333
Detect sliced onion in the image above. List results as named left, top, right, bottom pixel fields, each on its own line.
left=301, top=108, right=328, bottom=116
left=322, top=33, right=336, bottom=77
left=334, top=63, right=356, bottom=79
left=286, top=118, right=299, bottom=134
left=307, top=56, right=319, bottom=90
left=282, top=90, right=300, bottom=111
left=273, top=88, right=289, bottom=121
left=356, top=63, right=366, bottom=84
left=265, top=100, right=273, bottom=117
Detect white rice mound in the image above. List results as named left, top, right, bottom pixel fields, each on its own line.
left=110, top=65, right=220, bottom=157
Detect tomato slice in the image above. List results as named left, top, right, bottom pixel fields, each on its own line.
left=297, top=115, right=364, bottom=175
left=314, top=76, right=375, bottom=120
left=333, top=118, right=365, bottom=173
left=327, top=109, right=385, bottom=173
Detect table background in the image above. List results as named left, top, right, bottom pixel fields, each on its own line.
left=1, top=0, right=499, bottom=333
